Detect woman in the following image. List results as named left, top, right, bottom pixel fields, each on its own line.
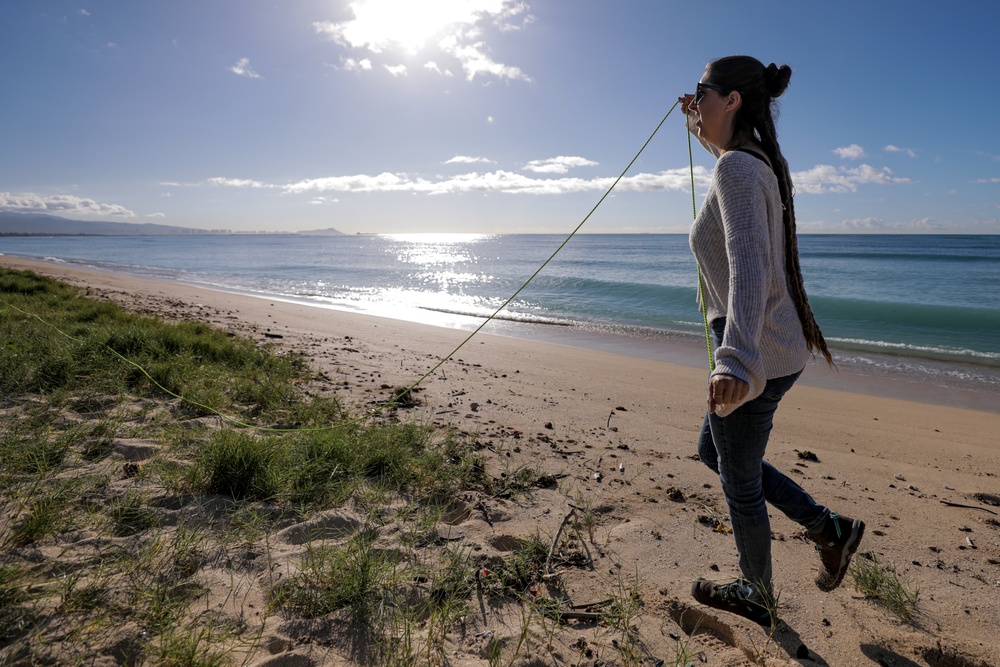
left=680, top=56, right=864, bottom=628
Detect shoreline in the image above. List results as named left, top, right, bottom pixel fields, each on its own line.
left=3, top=254, right=997, bottom=415
left=5, top=254, right=1000, bottom=665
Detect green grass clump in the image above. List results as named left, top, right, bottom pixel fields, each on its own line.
left=850, top=551, right=920, bottom=623
left=0, top=563, right=39, bottom=648
left=5, top=478, right=83, bottom=547
left=184, top=420, right=483, bottom=511
left=0, top=268, right=321, bottom=424
left=274, top=531, right=404, bottom=621
left=287, top=423, right=471, bottom=507
left=0, top=563, right=34, bottom=609
left=496, top=534, right=550, bottom=595
left=108, top=490, right=162, bottom=535
left=149, top=626, right=233, bottom=667
left=197, top=430, right=287, bottom=501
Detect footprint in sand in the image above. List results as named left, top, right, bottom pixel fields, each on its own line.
left=277, top=511, right=363, bottom=545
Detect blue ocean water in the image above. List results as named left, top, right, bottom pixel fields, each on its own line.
left=3, top=233, right=999, bottom=402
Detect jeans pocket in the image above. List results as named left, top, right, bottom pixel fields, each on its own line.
left=759, top=370, right=803, bottom=402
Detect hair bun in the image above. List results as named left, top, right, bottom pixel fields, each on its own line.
left=764, top=63, right=792, bottom=98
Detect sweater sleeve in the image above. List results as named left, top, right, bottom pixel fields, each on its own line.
left=712, top=154, right=770, bottom=400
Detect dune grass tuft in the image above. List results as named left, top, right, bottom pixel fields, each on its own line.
left=850, top=551, right=920, bottom=623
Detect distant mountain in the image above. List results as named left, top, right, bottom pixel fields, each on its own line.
left=0, top=212, right=345, bottom=236
left=0, top=212, right=231, bottom=236
left=296, top=227, right=344, bottom=236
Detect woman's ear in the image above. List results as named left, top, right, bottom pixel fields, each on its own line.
left=726, top=90, right=742, bottom=113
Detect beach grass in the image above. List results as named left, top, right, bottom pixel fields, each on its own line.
left=0, top=268, right=596, bottom=665
left=850, top=551, right=920, bottom=623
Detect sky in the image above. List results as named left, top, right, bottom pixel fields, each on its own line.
left=2, top=0, right=999, bottom=235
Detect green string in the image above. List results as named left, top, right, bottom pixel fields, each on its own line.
left=349, top=100, right=681, bottom=426
left=686, top=111, right=715, bottom=372
left=3, top=101, right=683, bottom=432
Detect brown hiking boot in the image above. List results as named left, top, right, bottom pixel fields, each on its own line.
left=691, top=578, right=776, bottom=628
left=809, top=512, right=865, bottom=591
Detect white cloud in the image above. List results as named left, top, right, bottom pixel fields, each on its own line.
left=174, top=155, right=911, bottom=203
left=884, top=144, right=917, bottom=158
left=0, top=192, right=135, bottom=217
left=796, top=217, right=954, bottom=234
left=839, top=217, right=886, bottom=230
left=230, top=57, right=261, bottom=79
left=146, top=212, right=166, bottom=218
left=792, top=164, right=911, bottom=194
left=445, top=155, right=494, bottom=165
left=975, top=177, right=1000, bottom=184
left=497, top=4, right=533, bottom=31
left=206, top=177, right=271, bottom=188
left=313, top=0, right=532, bottom=83
left=280, top=166, right=709, bottom=196
left=833, top=144, right=866, bottom=160
left=424, top=61, right=454, bottom=76
left=80, top=9, right=90, bottom=16
left=806, top=215, right=1000, bottom=234
left=834, top=216, right=945, bottom=232
left=384, top=64, right=408, bottom=77
left=438, top=34, right=531, bottom=82
left=342, top=57, right=373, bottom=71
left=523, top=156, right=598, bottom=174
left=284, top=172, right=415, bottom=194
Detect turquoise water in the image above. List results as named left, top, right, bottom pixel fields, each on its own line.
left=3, top=233, right=999, bottom=399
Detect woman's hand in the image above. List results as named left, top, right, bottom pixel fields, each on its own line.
left=708, top=373, right=749, bottom=414
left=678, top=93, right=695, bottom=115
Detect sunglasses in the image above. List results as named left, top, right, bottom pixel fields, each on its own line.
left=694, top=82, right=731, bottom=105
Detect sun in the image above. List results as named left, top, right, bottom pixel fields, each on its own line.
left=347, top=0, right=481, bottom=54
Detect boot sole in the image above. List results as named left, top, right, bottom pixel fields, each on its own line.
left=691, top=579, right=775, bottom=628
left=817, top=520, right=865, bottom=592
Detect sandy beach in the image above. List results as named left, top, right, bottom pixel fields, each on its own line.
left=3, top=255, right=999, bottom=667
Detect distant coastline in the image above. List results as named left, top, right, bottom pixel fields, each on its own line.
left=1, top=232, right=286, bottom=237
left=0, top=211, right=342, bottom=237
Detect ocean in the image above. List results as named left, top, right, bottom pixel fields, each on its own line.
left=3, top=233, right=999, bottom=410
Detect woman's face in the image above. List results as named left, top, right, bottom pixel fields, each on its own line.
left=691, top=69, right=734, bottom=149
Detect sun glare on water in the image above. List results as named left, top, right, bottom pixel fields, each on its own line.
left=383, top=233, right=494, bottom=267
left=384, top=233, right=492, bottom=244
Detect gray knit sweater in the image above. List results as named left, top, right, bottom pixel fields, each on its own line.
left=689, top=149, right=810, bottom=404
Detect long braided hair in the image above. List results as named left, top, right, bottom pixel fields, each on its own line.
left=707, top=55, right=833, bottom=366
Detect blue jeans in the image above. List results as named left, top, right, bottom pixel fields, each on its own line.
left=697, top=319, right=828, bottom=594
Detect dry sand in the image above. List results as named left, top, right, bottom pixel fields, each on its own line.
left=4, top=255, right=999, bottom=667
